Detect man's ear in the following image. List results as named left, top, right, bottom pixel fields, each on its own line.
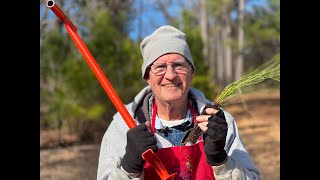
left=143, top=68, right=150, bottom=80
left=144, top=74, right=150, bottom=81
left=145, top=75, right=151, bottom=85
left=190, top=69, right=195, bottom=77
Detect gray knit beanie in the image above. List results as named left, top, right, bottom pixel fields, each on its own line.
left=140, top=25, right=195, bottom=79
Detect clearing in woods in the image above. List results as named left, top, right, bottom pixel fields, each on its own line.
left=40, top=90, right=280, bottom=180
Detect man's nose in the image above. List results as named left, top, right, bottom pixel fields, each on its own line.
left=163, top=65, right=177, bottom=79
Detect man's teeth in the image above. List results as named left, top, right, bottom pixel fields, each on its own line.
left=163, top=84, right=176, bottom=87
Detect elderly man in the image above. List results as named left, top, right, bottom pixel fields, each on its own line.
left=97, top=25, right=260, bottom=180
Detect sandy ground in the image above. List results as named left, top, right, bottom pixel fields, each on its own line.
left=40, top=91, right=280, bottom=180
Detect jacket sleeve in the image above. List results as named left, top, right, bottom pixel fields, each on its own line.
left=212, top=110, right=261, bottom=180
left=97, top=114, right=142, bottom=180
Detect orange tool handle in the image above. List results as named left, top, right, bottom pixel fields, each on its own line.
left=46, top=1, right=176, bottom=179
left=46, top=0, right=135, bottom=128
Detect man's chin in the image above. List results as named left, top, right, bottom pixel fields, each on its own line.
left=162, top=96, right=183, bottom=103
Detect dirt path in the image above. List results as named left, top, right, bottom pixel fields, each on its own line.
left=40, top=91, right=280, bottom=180
left=225, top=91, right=280, bottom=180
left=40, top=144, right=100, bottom=180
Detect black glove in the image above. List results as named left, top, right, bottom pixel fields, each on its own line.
left=204, top=109, right=228, bottom=166
left=121, top=122, right=158, bottom=173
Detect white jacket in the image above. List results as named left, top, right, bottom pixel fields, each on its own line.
left=97, top=86, right=260, bottom=180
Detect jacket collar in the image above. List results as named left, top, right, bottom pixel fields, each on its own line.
left=131, top=86, right=213, bottom=124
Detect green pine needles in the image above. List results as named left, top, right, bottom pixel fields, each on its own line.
left=214, top=54, right=280, bottom=106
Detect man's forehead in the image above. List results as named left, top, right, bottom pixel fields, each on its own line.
left=154, top=53, right=186, bottom=63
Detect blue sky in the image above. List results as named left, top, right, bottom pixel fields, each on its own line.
left=128, top=0, right=267, bottom=41
left=128, top=1, right=181, bottom=41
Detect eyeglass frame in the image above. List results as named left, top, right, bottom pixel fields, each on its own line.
left=146, top=59, right=194, bottom=77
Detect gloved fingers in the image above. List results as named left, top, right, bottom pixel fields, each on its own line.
left=206, top=123, right=227, bottom=141
left=203, top=107, right=219, bottom=115
left=146, top=145, right=158, bottom=153
left=208, top=115, right=227, bottom=125
left=128, top=123, right=149, bottom=134
left=197, top=121, right=209, bottom=132
left=196, top=114, right=212, bottom=123
left=127, top=137, right=157, bottom=154
left=135, top=131, right=154, bottom=139
left=143, top=136, right=157, bottom=146
left=215, top=109, right=226, bottom=120
left=205, top=129, right=227, bottom=142
left=127, top=132, right=151, bottom=142
left=207, top=120, right=228, bottom=133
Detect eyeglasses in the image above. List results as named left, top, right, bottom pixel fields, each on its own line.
left=148, top=61, right=191, bottom=76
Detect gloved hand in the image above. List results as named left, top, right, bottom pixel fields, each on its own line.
left=203, top=108, right=228, bottom=166
left=121, top=121, right=158, bottom=173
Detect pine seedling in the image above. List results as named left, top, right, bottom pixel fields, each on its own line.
left=181, top=55, right=280, bottom=146
left=215, top=55, right=280, bottom=106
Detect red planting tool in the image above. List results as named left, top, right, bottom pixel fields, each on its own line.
left=45, top=1, right=176, bottom=179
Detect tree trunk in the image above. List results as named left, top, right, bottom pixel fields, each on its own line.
left=217, top=30, right=224, bottom=89
left=222, top=3, right=232, bottom=87
left=235, top=0, right=245, bottom=80
left=199, top=0, right=209, bottom=61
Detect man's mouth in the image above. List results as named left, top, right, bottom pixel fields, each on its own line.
left=162, top=83, right=179, bottom=87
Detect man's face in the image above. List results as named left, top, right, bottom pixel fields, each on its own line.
left=146, top=53, right=194, bottom=104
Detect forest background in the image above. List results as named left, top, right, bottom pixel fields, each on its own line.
left=40, top=0, right=280, bottom=179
